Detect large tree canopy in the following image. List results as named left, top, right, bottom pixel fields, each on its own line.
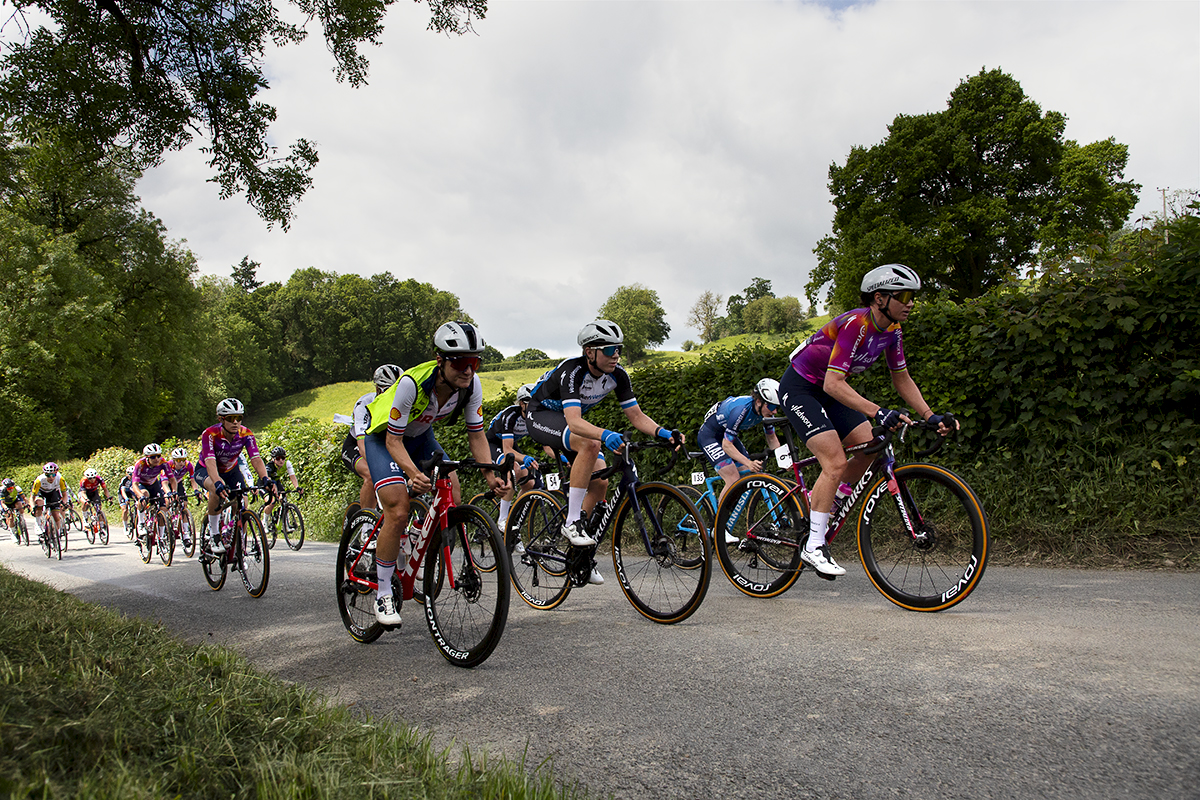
left=0, top=0, right=486, bottom=227
left=598, top=284, right=670, bottom=361
left=809, top=68, right=1139, bottom=311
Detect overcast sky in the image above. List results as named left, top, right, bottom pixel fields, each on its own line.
left=135, top=0, right=1200, bottom=359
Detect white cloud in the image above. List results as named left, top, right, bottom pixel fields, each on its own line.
left=136, top=0, right=1200, bottom=357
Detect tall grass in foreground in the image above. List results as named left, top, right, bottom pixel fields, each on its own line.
left=0, top=567, right=586, bottom=799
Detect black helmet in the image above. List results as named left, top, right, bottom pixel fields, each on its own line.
left=271, top=446, right=286, bottom=459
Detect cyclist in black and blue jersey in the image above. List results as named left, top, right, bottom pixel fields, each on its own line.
left=526, top=320, right=684, bottom=585
left=697, top=378, right=783, bottom=542
left=340, top=364, right=402, bottom=512
left=484, top=383, right=542, bottom=529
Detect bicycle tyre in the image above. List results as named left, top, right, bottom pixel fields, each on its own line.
left=238, top=510, right=270, bottom=598
left=97, top=510, right=109, bottom=546
left=84, top=510, right=97, bottom=544
left=505, top=490, right=572, bottom=610
left=16, top=515, right=29, bottom=547
left=467, top=490, right=501, bottom=527
left=179, top=508, right=195, bottom=558
left=857, top=463, right=989, bottom=612
left=612, top=482, right=712, bottom=624
left=424, top=505, right=510, bottom=668
left=137, top=516, right=153, bottom=564
left=155, top=511, right=174, bottom=566
left=282, top=502, right=305, bottom=550
left=714, top=473, right=806, bottom=599
left=66, top=506, right=83, bottom=533
left=124, top=505, right=136, bottom=540
left=265, top=506, right=278, bottom=550
left=38, top=521, right=52, bottom=558
left=336, top=507, right=385, bottom=643
left=200, top=536, right=227, bottom=591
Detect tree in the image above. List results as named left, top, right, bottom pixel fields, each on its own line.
left=742, top=295, right=806, bottom=335
left=809, top=68, right=1140, bottom=311
left=512, top=348, right=549, bottom=361
left=480, top=344, right=504, bottom=364
left=231, top=257, right=262, bottom=292
left=0, top=0, right=487, bottom=228
left=598, top=284, right=670, bottom=361
left=687, top=290, right=723, bottom=344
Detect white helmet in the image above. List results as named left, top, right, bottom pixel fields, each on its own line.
left=83, top=468, right=98, bottom=479
left=434, top=321, right=485, bottom=355
left=171, top=447, right=188, bottom=460
left=577, top=320, right=624, bottom=348
left=754, top=378, right=781, bottom=407
left=143, top=443, right=162, bottom=456
left=861, top=264, right=921, bottom=296
left=216, top=397, right=245, bottom=416
left=373, top=364, right=402, bottom=389
left=517, top=384, right=534, bottom=403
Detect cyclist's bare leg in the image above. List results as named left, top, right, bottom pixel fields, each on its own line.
left=808, top=423, right=873, bottom=514
left=716, top=463, right=744, bottom=507
left=354, top=458, right=375, bottom=509
left=373, top=482, right=412, bottom=597
left=566, top=437, right=607, bottom=524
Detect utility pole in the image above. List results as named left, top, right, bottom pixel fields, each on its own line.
left=1159, top=187, right=1169, bottom=244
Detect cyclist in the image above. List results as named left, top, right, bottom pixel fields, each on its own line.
left=131, top=444, right=178, bottom=531
left=341, top=364, right=402, bottom=511
left=361, top=321, right=509, bottom=627
left=169, top=447, right=203, bottom=501
left=780, top=264, right=957, bottom=578
left=2, top=478, right=29, bottom=536
left=698, top=378, right=784, bottom=542
left=261, top=446, right=301, bottom=529
left=117, top=466, right=136, bottom=529
left=526, top=320, right=684, bottom=585
left=197, top=398, right=274, bottom=554
left=77, top=468, right=113, bottom=510
left=30, top=462, right=67, bottom=538
left=484, top=383, right=542, bottom=529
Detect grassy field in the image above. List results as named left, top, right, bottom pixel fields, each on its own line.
left=0, top=564, right=585, bottom=799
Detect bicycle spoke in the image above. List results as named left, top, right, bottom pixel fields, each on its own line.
left=714, top=474, right=805, bottom=598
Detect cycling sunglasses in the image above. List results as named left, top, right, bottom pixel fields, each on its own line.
left=596, top=345, right=622, bottom=357
left=446, top=355, right=481, bottom=372
left=884, top=290, right=917, bottom=304
left=221, top=414, right=243, bottom=423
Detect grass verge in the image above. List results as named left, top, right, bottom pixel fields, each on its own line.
left=0, top=565, right=586, bottom=799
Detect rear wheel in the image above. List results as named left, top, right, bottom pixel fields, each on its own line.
left=336, top=507, right=385, bottom=643
left=97, top=510, right=110, bottom=545
left=238, top=511, right=270, bottom=598
left=84, top=509, right=97, bottom=544
left=612, top=482, right=711, bottom=624
left=424, top=505, right=510, bottom=668
left=65, top=505, right=83, bottom=534
left=200, top=536, right=227, bottom=591
left=505, top=490, right=571, bottom=611
left=156, top=511, right=174, bottom=566
left=38, top=518, right=52, bottom=558
left=136, top=512, right=153, bottom=564
left=857, top=463, right=989, bottom=612
left=714, top=473, right=806, bottom=598
left=282, top=503, right=306, bottom=550
left=15, top=515, right=29, bottom=547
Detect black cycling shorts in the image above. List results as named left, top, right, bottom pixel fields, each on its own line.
left=779, top=366, right=869, bottom=441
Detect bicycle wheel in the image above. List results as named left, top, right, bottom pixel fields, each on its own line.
left=97, top=510, right=110, bottom=546
left=53, top=520, right=64, bottom=559
left=200, top=536, right=227, bottom=591
left=38, top=521, right=52, bottom=558
left=237, top=511, right=271, bottom=598
left=282, top=502, right=306, bottom=550
left=84, top=510, right=97, bottom=544
left=136, top=516, right=153, bottom=564
left=857, top=463, right=989, bottom=612
left=611, top=482, right=711, bottom=624
left=505, top=490, right=572, bottom=611
left=714, top=473, right=806, bottom=598
left=124, top=505, right=136, bottom=540
left=424, top=505, right=510, bottom=668
left=336, top=507, right=385, bottom=643
left=15, top=515, right=29, bottom=547
left=467, top=490, right=501, bottom=527
left=156, top=511, right=174, bottom=566
left=179, top=508, right=196, bottom=558
left=264, top=506, right=278, bottom=550
left=66, top=506, right=83, bottom=533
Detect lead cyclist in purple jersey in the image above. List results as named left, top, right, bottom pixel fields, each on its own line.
left=780, top=264, right=957, bottom=578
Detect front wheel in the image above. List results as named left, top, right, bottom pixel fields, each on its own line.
left=179, top=508, right=196, bottom=558
left=336, top=507, right=385, bottom=643
left=282, top=503, right=305, bottom=550
left=156, top=511, right=174, bottom=566
left=713, top=473, right=806, bottom=598
left=84, top=510, right=97, bottom=544
left=857, top=463, right=989, bottom=612
left=238, top=511, right=271, bottom=598
left=38, top=520, right=52, bottom=558
left=505, top=490, right=571, bottom=611
left=65, top=506, right=83, bottom=534
left=612, top=482, right=712, bottom=624
left=97, top=510, right=110, bottom=546
left=424, top=505, right=510, bottom=668
left=15, top=515, right=29, bottom=547
left=137, top=515, right=153, bottom=564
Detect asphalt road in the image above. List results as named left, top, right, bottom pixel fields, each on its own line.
left=3, top=519, right=1198, bottom=800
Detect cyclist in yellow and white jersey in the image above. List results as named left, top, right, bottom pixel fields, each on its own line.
left=31, top=462, right=67, bottom=536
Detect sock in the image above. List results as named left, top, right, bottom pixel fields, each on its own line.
left=376, top=558, right=396, bottom=600
left=208, top=515, right=220, bottom=538
left=806, top=511, right=831, bottom=551
left=566, top=487, right=587, bottom=526
left=498, top=497, right=512, bottom=529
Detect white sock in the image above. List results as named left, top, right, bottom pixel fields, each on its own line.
left=566, top=487, right=587, bottom=526
left=806, top=511, right=831, bottom=551
left=498, top=498, right=512, bottom=528
left=208, top=515, right=220, bottom=538
left=376, top=558, right=396, bottom=600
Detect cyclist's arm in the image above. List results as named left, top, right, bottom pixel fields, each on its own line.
left=889, top=370, right=957, bottom=433
left=469, top=429, right=509, bottom=493
left=563, top=405, right=608, bottom=442
left=822, top=370, right=884, bottom=418
left=621, top=403, right=685, bottom=444
left=721, top=437, right=761, bottom=471
left=249, top=455, right=269, bottom=481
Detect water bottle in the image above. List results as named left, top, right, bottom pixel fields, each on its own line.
left=830, top=483, right=853, bottom=518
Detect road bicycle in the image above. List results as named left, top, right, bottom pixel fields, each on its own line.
left=34, top=505, right=64, bottom=559
left=336, top=454, right=512, bottom=668
left=505, top=436, right=711, bottom=624
left=134, top=495, right=174, bottom=566
left=167, top=492, right=196, bottom=558
left=3, top=501, right=31, bottom=546
left=198, top=485, right=270, bottom=598
left=263, top=486, right=306, bottom=551
left=672, top=448, right=776, bottom=541
left=62, top=493, right=84, bottom=535
left=81, top=497, right=111, bottom=546
left=714, top=415, right=988, bottom=612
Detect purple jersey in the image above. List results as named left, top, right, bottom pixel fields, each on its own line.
left=790, top=308, right=908, bottom=384
left=199, top=423, right=262, bottom=473
left=132, top=457, right=174, bottom=487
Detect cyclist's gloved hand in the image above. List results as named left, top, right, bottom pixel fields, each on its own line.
left=927, top=412, right=957, bottom=432
left=874, top=407, right=902, bottom=430
left=559, top=453, right=571, bottom=466
left=296, top=486, right=305, bottom=498
left=601, top=429, right=624, bottom=453
left=213, top=480, right=227, bottom=496
left=522, top=455, right=535, bottom=470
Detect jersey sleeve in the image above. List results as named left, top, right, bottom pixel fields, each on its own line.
left=387, top=376, right=419, bottom=436
left=886, top=326, right=909, bottom=373
left=826, top=313, right=869, bottom=377
left=612, top=367, right=638, bottom=411
left=464, top=377, right=485, bottom=433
